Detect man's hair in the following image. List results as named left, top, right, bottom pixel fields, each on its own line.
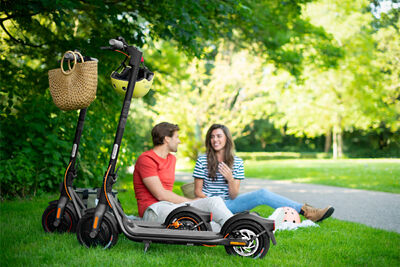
left=151, top=122, right=180, bottom=146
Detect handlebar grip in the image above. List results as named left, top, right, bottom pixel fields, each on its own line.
left=109, top=39, right=124, bottom=50
left=64, top=52, right=75, bottom=61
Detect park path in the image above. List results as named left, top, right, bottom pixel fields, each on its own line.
left=175, top=172, right=400, bottom=234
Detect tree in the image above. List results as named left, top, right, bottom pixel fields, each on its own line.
left=267, top=0, right=399, bottom=158
left=149, top=42, right=275, bottom=159
left=1, top=0, right=339, bottom=197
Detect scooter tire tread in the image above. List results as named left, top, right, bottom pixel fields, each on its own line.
left=223, top=219, right=270, bottom=259
left=42, top=202, right=78, bottom=233
left=76, top=210, right=119, bottom=249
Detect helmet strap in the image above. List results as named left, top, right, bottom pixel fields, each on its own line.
left=114, top=55, right=130, bottom=73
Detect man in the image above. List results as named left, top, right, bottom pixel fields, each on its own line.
left=133, top=122, right=232, bottom=230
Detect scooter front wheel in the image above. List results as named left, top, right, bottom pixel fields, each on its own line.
left=42, top=202, right=78, bottom=233
left=76, top=209, right=119, bottom=248
left=223, top=220, right=270, bottom=259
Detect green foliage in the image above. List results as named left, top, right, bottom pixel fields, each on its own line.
left=263, top=0, right=400, bottom=158
left=0, top=94, right=71, bottom=198
left=1, top=0, right=398, bottom=198
left=234, top=119, right=400, bottom=157
left=235, top=119, right=326, bottom=152
left=1, top=0, right=338, bottom=75
left=1, top=0, right=341, bottom=198
left=343, top=126, right=400, bottom=158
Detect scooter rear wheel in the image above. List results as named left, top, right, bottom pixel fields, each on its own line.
left=76, top=209, right=118, bottom=248
left=223, top=220, right=270, bottom=259
left=42, top=202, right=78, bottom=233
left=166, top=212, right=209, bottom=231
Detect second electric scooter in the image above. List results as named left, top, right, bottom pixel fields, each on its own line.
left=42, top=52, right=99, bottom=233
left=76, top=37, right=276, bottom=259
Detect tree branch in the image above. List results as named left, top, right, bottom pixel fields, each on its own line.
left=0, top=11, right=41, bottom=23
left=0, top=21, right=43, bottom=48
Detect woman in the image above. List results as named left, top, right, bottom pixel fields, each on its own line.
left=193, top=124, right=334, bottom=222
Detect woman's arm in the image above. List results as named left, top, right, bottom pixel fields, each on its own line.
left=227, top=179, right=240, bottom=199
left=218, top=162, right=241, bottom=199
left=194, top=178, right=207, bottom=198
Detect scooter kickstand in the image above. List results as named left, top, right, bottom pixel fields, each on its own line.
left=143, top=241, right=151, bottom=253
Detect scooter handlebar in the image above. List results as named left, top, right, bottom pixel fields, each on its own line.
left=109, top=39, right=125, bottom=50
left=61, top=52, right=98, bottom=62
left=64, top=52, right=75, bottom=61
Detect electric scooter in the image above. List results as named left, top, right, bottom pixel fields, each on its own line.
left=42, top=50, right=203, bottom=234
left=76, top=37, right=276, bottom=259
left=42, top=52, right=98, bottom=233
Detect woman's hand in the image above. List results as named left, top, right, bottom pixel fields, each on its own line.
left=218, top=162, right=234, bottom=183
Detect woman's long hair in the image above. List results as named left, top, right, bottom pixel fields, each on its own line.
left=205, top=124, right=235, bottom=180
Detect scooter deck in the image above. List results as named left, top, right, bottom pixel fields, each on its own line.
left=131, top=226, right=220, bottom=239
left=130, top=220, right=165, bottom=229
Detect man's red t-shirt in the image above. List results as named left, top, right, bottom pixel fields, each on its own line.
left=133, top=149, right=176, bottom=217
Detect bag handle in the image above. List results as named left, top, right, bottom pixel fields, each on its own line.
left=61, top=51, right=85, bottom=75
left=68, top=52, right=85, bottom=70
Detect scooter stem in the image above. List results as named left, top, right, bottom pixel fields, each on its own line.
left=89, top=203, right=107, bottom=238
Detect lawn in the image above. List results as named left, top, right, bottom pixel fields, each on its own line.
left=239, top=158, right=400, bottom=194
left=1, top=173, right=399, bottom=266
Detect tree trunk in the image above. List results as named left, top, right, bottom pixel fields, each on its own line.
left=324, top=129, right=332, bottom=153
left=332, top=115, right=343, bottom=159
left=337, top=131, right=343, bottom=158
left=333, top=130, right=338, bottom=159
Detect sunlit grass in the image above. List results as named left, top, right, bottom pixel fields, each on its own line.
left=240, top=159, right=400, bottom=194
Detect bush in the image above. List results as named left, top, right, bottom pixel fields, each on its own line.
left=236, top=152, right=331, bottom=161
left=0, top=153, right=35, bottom=199
left=0, top=89, right=153, bottom=199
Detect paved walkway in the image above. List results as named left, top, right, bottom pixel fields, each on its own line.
left=175, top=172, right=400, bottom=234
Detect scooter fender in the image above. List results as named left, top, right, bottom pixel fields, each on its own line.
left=163, top=204, right=213, bottom=231
left=221, top=211, right=277, bottom=245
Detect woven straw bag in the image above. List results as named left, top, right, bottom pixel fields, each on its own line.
left=48, top=51, right=98, bottom=111
left=181, top=182, right=195, bottom=199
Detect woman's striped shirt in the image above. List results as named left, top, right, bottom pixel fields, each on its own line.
left=192, top=154, right=245, bottom=200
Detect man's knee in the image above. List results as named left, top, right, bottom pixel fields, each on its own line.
left=143, top=209, right=160, bottom=223
left=207, top=196, right=225, bottom=207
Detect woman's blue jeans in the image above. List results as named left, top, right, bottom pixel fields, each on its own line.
left=224, top=188, right=303, bottom=214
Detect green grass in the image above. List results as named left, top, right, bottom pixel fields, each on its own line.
left=1, top=173, right=399, bottom=266
left=242, top=159, right=400, bottom=194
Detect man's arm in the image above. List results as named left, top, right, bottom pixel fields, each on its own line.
left=142, top=176, right=191, bottom=203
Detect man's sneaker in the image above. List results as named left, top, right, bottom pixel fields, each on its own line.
left=301, top=204, right=335, bottom=222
